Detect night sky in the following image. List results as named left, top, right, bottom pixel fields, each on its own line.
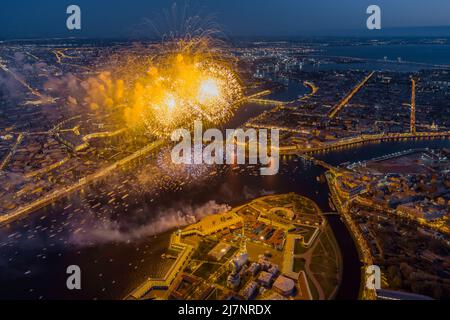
left=1, top=0, right=450, bottom=39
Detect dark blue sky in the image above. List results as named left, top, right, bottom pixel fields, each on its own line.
left=1, top=0, right=450, bottom=39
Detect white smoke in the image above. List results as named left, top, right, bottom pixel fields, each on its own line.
left=0, top=72, right=21, bottom=99
left=69, top=200, right=230, bottom=246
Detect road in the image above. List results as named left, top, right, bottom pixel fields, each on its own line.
left=328, top=72, right=375, bottom=119
left=0, top=133, right=24, bottom=171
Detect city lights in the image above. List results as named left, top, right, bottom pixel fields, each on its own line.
left=121, top=42, right=243, bottom=138
left=0, top=0, right=449, bottom=306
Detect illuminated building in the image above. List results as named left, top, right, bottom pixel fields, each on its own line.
left=273, top=275, right=295, bottom=296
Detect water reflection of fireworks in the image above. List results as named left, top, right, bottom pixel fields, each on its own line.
left=156, top=146, right=211, bottom=181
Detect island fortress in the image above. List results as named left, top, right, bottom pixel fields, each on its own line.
left=126, top=193, right=341, bottom=301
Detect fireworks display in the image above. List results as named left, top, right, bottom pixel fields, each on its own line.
left=43, top=3, right=245, bottom=139
left=125, top=44, right=243, bottom=138
left=63, top=38, right=243, bottom=139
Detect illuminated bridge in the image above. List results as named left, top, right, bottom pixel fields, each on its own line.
left=280, top=131, right=450, bottom=155
left=410, top=78, right=417, bottom=134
